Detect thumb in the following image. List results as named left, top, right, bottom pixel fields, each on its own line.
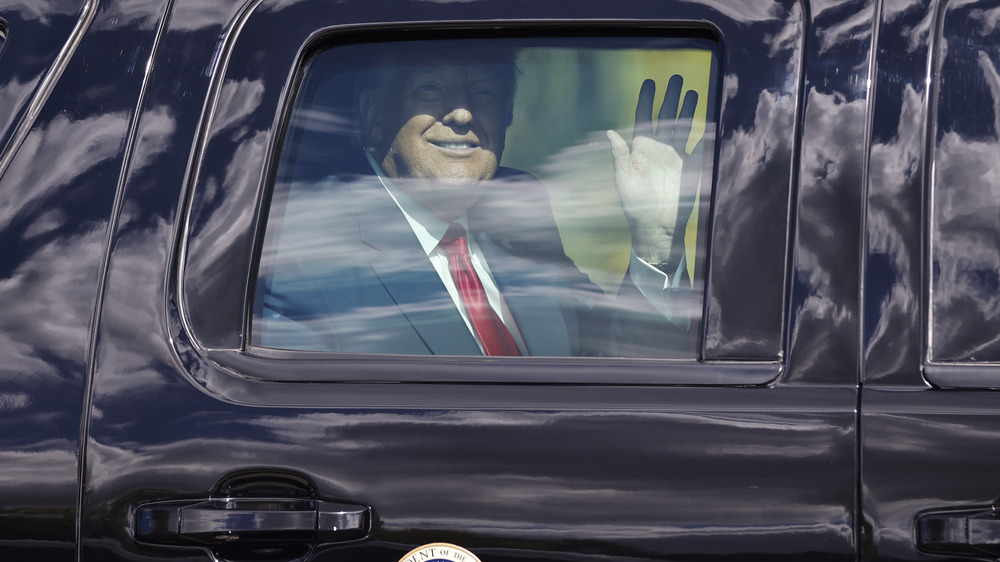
left=606, top=130, right=632, bottom=172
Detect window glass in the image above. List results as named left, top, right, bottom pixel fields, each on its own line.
left=931, top=7, right=1000, bottom=362
left=252, top=36, right=718, bottom=358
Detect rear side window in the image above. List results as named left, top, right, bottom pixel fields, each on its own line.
left=930, top=3, right=1000, bottom=363
left=251, top=36, right=719, bottom=358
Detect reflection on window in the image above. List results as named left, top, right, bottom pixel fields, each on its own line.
left=252, top=36, right=719, bottom=358
left=931, top=9, right=1000, bottom=362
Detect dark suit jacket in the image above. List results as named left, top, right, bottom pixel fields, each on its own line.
left=254, top=169, right=689, bottom=356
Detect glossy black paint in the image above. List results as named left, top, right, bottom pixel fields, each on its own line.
left=85, top=0, right=859, bottom=560
left=862, top=1, right=1000, bottom=561
left=2, top=0, right=996, bottom=560
left=0, top=0, right=159, bottom=558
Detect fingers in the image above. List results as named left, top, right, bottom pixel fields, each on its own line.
left=633, top=75, right=700, bottom=153
left=671, top=90, right=699, bottom=155
left=666, top=138, right=704, bottom=270
left=658, top=75, right=684, bottom=145
left=633, top=79, right=656, bottom=141
left=678, top=89, right=698, bottom=122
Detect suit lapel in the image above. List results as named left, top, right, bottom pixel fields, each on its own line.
left=348, top=178, right=481, bottom=356
left=476, top=232, right=575, bottom=356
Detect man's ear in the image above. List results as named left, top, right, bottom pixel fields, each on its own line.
left=358, top=90, right=382, bottom=144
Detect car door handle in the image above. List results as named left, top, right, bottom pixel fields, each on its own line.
left=917, top=507, right=1000, bottom=557
left=134, top=498, right=370, bottom=546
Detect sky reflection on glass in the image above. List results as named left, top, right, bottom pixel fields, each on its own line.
left=253, top=38, right=718, bottom=358
left=931, top=12, right=1000, bottom=361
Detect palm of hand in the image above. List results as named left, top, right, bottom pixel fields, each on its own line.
left=607, top=132, right=684, bottom=265
left=608, top=75, right=700, bottom=269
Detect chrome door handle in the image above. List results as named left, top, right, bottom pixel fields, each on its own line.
left=917, top=506, right=1000, bottom=557
left=134, top=498, right=370, bottom=546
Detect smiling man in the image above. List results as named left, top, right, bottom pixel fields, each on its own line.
left=359, top=51, right=518, bottom=221
left=254, top=41, right=701, bottom=357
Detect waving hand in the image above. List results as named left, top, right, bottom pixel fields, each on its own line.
left=607, top=75, right=701, bottom=272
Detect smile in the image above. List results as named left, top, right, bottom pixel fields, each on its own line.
left=431, top=141, right=478, bottom=150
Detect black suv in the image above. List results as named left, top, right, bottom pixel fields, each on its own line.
left=2, top=0, right=1000, bottom=561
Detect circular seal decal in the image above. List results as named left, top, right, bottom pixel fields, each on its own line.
left=398, top=543, right=481, bottom=562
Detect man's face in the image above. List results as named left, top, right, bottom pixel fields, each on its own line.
left=371, top=62, right=510, bottom=220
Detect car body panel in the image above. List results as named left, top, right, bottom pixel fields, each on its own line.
left=12, top=0, right=997, bottom=559
left=77, top=0, right=865, bottom=561
left=0, top=0, right=162, bottom=557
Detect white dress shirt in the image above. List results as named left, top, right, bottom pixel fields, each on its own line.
left=367, top=154, right=688, bottom=351
left=368, top=154, right=527, bottom=354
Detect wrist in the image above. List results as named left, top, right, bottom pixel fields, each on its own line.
left=630, top=227, right=674, bottom=266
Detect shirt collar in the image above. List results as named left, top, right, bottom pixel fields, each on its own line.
left=366, top=152, right=467, bottom=256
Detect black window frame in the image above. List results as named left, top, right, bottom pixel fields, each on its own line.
left=173, top=0, right=802, bottom=388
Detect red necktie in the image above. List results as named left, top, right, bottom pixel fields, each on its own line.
left=439, top=223, right=521, bottom=356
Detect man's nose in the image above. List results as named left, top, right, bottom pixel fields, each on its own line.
left=442, top=104, right=473, bottom=127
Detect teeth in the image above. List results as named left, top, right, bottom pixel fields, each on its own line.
left=434, top=142, right=475, bottom=149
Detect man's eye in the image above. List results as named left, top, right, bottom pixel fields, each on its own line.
left=473, top=87, right=498, bottom=99
left=414, top=83, right=443, bottom=99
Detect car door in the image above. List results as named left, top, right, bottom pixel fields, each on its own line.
left=863, top=0, right=1000, bottom=559
left=80, top=0, right=869, bottom=560
left=0, top=0, right=163, bottom=558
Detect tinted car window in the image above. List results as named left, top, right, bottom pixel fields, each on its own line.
left=930, top=4, right=1000, bottom=362
left=251, top=37, right=719, bottom=358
